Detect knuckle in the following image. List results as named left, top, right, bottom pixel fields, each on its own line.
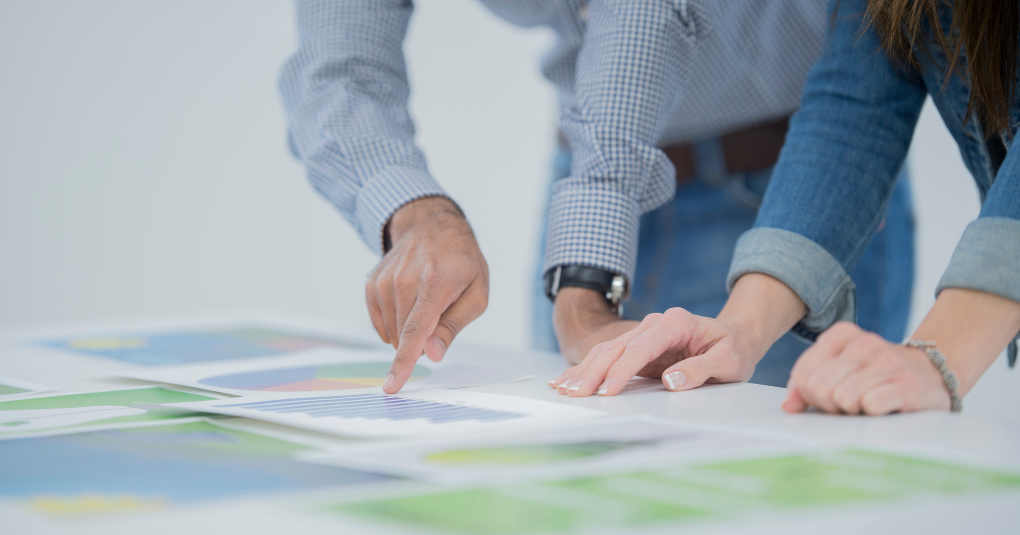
left=832, top=389, right=857, bottom=413
left=860, top=398, right=883, bottom=416
left=641, top=312, right=664, bottom=325
left=663, top=307, right=690, bottom=322
left=401, top=316, right=424, bottom=336
left=437, top=316, right=462, bottom=337
left=393, top=274, right=417, bottom=293
left=804, top=375, right=825, bottom=397
left=623, top=338, right=645, bottom=352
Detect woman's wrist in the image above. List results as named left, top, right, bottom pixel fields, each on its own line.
left=717, top=273, right=807, bottom=362
left=911, top=288, right=1020, bottom=396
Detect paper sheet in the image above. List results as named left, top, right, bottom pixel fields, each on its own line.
left=0, top=376, right=52, bottom=400
left=170, top=389, right=603, bottom=439
left=37, top=323, right=374, bottom=366
left=299, top=417, right=800, bottom=484
left=326, top=449, right=1020, bottom=534
left=0, top=419, right=393, bottom=516
left=122, top=348, right=529, bottom=397
left=0, top=387, right=220, bottom=440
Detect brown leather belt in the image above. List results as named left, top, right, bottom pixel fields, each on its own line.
left=661, top=116, right=790, bottom=185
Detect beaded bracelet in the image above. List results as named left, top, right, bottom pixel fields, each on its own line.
left=903, top=339, right=962, bottom=413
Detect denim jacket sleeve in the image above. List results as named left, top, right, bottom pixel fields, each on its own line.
left=939, top=143, right=1020, bottom=364
left=279, top=0, right=450, bottom=254
left=726, top=0, right=927, bottom=335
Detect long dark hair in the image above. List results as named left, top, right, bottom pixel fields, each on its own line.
left=864, top=0, right=1019, bottom=135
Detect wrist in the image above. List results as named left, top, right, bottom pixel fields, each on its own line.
left=910, top=288, right=1020, bottom=396
left=385, top=196, right=464, bottom=249
left=552, top=287, right=618, bottom=350
left=717, top=273, right=807, bottom=362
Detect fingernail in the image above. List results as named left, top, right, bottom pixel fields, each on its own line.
left=383, top=373, right=395, bottom=391
left=431, top=337, right=446, bottom=358
left=567, top=380, right=584, bottom=393
left=664, top=371, right=687, bottom=391
left=557, top=379, right=573, bottom=390
left=548, top=376, right=564, bottom=388
left=597, top=378, right=614, bottom=396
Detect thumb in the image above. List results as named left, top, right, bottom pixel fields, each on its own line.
left=423, top=283, right=487, bottom=362
left=782, top=387, right=807, bottom=413
left=661, top=353, right=722, bottom=392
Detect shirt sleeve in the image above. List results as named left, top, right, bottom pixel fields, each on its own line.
left=279, top=0, right=450, bottom=255
left=726, top=0, right=928, bottom=336
left=542, top=0, right=710, bottom=284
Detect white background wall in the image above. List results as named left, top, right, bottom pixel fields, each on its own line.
left=0, top=1, right=1012, bottom=411
left=0, top=0, right=555, bottom=345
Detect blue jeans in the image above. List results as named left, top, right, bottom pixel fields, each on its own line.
left=533, top=140, right=915, bottom=387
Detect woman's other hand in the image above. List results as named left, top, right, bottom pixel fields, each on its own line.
left=782, top=322, right=950, bottom=415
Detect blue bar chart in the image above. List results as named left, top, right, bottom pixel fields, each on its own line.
left=173, top=390, right=603, bottom=439
left=220, top=394, right=524, bottom=423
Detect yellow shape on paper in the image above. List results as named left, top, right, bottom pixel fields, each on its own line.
left=67, top=338, right=148, bottom=351
left=31, top=494, right=166, bottom=515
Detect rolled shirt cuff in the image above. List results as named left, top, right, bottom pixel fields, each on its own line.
left=937, top=217, right=1020, bottom=366
left=542, top=186, right=641, bottom=285
left=937, top=217, right=1020, bottom=303
left=727, top=227, right=856, bottom=337
left=354, top=166, right=451, bottom=255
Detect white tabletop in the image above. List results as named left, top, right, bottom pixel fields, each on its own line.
left=2, top=319, right=1019, bottom=534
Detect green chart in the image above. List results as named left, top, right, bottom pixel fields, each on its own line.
left=0, top=383, right=30, bottom=397
left=424, top=440, right=658, bottom=466
left=0, top=387, right=217, bottom=438
left=332, top=450, right=1020, bottom=535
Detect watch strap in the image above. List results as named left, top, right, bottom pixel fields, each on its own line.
left=544, top=265, right=627, bottom=316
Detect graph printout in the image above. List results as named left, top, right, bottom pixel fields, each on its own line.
left=301, top=417, right=799, bottom=484
left=0, top=387, right=218, bottom=440
left=171, top=390, right=602, bottom=439
left=0, top=420, right=392, bottom=516
left=124, top=349, right=526, bottom=397
left=327, top=449, right=1020, bottom=534
left=40, top=325, right=370, bottom=366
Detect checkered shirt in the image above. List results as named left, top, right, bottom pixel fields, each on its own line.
left=279, top=0, right=826, bottom=284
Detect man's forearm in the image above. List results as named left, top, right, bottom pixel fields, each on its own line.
left=911, top=288, right=1020, bottom=396
left=717, top=273, right=807, bottom=363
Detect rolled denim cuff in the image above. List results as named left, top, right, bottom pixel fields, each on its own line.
left=728, top=228, right=856, bottom=338
left=354, top=166, right=452, bottom=255
left=542, top=187, right=641, bottom=285
left=937, top=217, right=1020, bottom=366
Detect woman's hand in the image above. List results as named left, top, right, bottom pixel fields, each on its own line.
left=782, top=322, right=950, bottom=415
left=548, top=307, right=760, bottom=396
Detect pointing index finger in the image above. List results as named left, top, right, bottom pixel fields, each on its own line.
left=383, top=285, right=450, bottom=394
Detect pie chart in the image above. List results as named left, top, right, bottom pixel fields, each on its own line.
left=198, top=362, right=431, bottom=392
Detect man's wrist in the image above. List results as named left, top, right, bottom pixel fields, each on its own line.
left=384, top=196, right=463, bottom=251
left=552, top=287, right=618, bottom=345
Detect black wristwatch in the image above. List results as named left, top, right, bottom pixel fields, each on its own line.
left=544, top=265, right=628, bottom=317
